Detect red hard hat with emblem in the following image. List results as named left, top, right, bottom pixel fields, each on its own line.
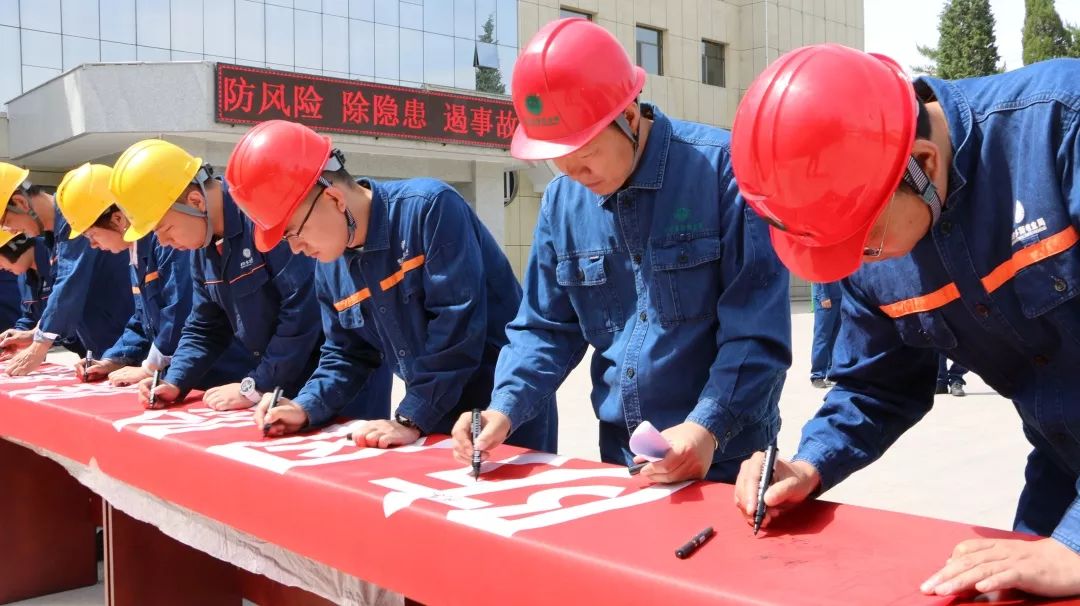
left=510, top=18, right=647, bottom=161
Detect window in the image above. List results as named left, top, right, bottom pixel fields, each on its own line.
left=560, top=8, right=592, bottom=20
left=702, top=40, right=725, bottom=87
left=635, top=26, right=661, bottom=76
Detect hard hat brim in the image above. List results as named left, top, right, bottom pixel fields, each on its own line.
left=122, top=202, right=172, bottom=242
left=253, top=221, right=286, bottom=253
left=769, top=219, right=874, bottom=283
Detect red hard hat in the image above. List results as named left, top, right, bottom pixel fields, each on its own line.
left=226, top=120, right=331, bottom=252
left=731, top=44, right=917, bottom=282
left=510, top=18, right=647, bottom=160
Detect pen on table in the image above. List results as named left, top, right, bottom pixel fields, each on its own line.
left=628, top=462, right=647, bottom=476
left=675, top=526, right=715, bottom=559
left=753, top=442, right=779, bottom=535
left=148, top=369, right=160, bottom=408
left=83, top=350, right=94, bottom=382
left=471, top=408, right=482, bottom=481
left=261, top=386, right=283, bottom=437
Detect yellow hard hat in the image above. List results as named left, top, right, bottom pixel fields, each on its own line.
left=0, top=163, right=31, bottom=207
left=0, top=228, right=19, bottom=247
left=110, top=139, right=203, bottom=242
left=56, top=163, right=117, bottom=238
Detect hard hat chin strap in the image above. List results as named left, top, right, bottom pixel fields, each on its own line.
left=170, top=165, right=217, bottom=248
left=7, top=181, right=45, bottom=233
left=613, top=113, right=638, bottom=152
left=901, top=156, right=942, bottom=227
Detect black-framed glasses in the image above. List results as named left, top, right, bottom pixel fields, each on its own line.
left=282, top=177, right=330, bottom=242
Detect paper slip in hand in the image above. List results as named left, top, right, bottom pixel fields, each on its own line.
left=629, top=421, right=672, bottom=461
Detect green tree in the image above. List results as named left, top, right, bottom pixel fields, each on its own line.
left=1022, top=0, right=1073, bottom=64
left=1068, top=23, right=1080, bottom=57
left=913, top=0, right=1002, bottom=79
left=475, top=15, right=506, bottom=95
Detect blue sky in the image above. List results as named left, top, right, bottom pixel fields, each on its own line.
left=864, top=0, right=1080, bottom=74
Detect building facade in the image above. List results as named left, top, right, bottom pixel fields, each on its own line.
left=0, top=0, right=863, bottom=299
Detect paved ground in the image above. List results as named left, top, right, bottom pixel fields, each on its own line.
left=14, top=310, right=1032, bottom=605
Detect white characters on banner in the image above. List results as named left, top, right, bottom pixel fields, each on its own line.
left=371, top=452, right=693, bottom=537
left=112, top=407, right=254, bottom=438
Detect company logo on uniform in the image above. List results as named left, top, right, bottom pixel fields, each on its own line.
left=243, top=248, right=252, bottom=259
left=1011, top=199, right=1047, bottom=246
left=667, top=207, right=703, bottom=235
left=240, top=247, right=255, bottom=269
left=524, top=93, right=560, bottom=127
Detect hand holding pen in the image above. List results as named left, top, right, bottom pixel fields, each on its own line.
left=734, top=445, right=824, bottom=532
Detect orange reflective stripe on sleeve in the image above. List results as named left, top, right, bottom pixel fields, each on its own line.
left=144, top=271, right=159, bottom=283
left=334, top=288, right=371, bottom=311
left=879, top=226, right=1080, bottom=319
left=131, top=286, right=141, bottom=295
left=379, top=255, right=425, bottom=292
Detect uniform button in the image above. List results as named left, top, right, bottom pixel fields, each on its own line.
left=378, top=305, right=387, bottom=313
left=633, top=254, right=642, bottom=264
left=1053, top=278, right=1068, bottom=292
left=625, top=367, right=635, bottom=379
left=639, top=311, right=646, bottom=322
left=974, top=304, right=990, bottom=318
left=940, top=221, right=952, bottom=234
left=397, top=349, right=407, bottom=357
left=678, top=252, right=689, bottom=264
left=1033, top=354, right=1049, bottom=366
left=253, top=351, right=260, bottom=357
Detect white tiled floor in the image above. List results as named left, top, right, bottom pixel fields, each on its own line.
left=11, top=311, right=1028, bottom=604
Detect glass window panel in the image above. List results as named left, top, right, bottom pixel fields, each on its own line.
left=136, top=0, right=170, bottom=48
left=206, top=54, right=233, bottom=64
left=21, top=0, right=61, bottom=33
left=22, top=30, right=61, bottom=68
left=61, top=0, right=100, bottom=39
left=453, top=0, right=474, bottom=39
left=399, top=27, right=422, bottom=83
left=265, top=0, right=293, bottom=7
left=62, top=35, right=100, bottom=70
left=560, top=8, right=591, bottom=20
left=373, top=22, right=398, bottom=79
left=204, top=0, right=235, bottom=58
left=400, top=0, right=421, bottom=30
left=423, top=31, right=453, bottom=87
left=349, top=0, right=373, bottom=21
left=100, top=40, right=136, bottom=61
left=636, top=26, right=661, bottom=75
left=496, top=43, right=514, bottom=90
left=100, top=0, right=136, bottom=43
left=0, top=0, right=18, bottom=28
left=234, top=57, right=266, bottom=67
left=325, top=70, right=348, bottom=78
left=495, top=0, right=515, bottom=47
left=295, top=9, right=321, bottom=69
left=136, top=45, right=170, bottom=60
left=374, top=0, right=397, bottom=25
left=323, top=14, right=348, bottom=72
left=294, top=65, right=321, bottom=75
left=424, top=0, right=453, bottom=35
left=22, top=65, right=61, bottom=91
left=453, top=36, right=474, bottom=90
left=235, top=0, right=264, bottom=61
left=0, top=25, right=22, bottom=102
left=171, top=50, right=202, bottom=60
left=474, top=40, right=497, bottom=68
left=702, top=40, right=724, bottom=87
left=349, top=18, right=374, bottom=77
left=323, top=0, right=347, bottom=15
left=171, top=0, right=204, bottom=53
left=475, top=0, right=495, bottom=41
left=265, top=4, right=294, bottom=66
left=295, top=0, right=320, bottom=10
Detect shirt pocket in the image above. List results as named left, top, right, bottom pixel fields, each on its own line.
left=555, top=253, right=623, bottom=335
left=337, top=299, right=368, bottom=330
left=1010, top=243, right=1080, bottom=348
left=212, top=266, right=270, bottom=338
left=895, top=311, right=959, bottom=350
left=650, top=234, right=722, bottom=326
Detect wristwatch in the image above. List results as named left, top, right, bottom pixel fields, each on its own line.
left=239, top=377, right=262, bottom=404
left=394, top=412, right=426, bottom=436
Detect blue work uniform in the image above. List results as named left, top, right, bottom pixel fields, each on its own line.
left=164, top=180, right=391, bottom=410
left=810, top=281, right=843, bottom=381
left=488, top=104, right=792, bottom=481
left=794, top=59, right=1080, bottom=553
left=294, top=178, right=556, bottom=450
left=0, top=270, right=20, bottom=330
left=36, top=209, right=133, bottom=355
left=100, top=234, right=251, bottom=388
